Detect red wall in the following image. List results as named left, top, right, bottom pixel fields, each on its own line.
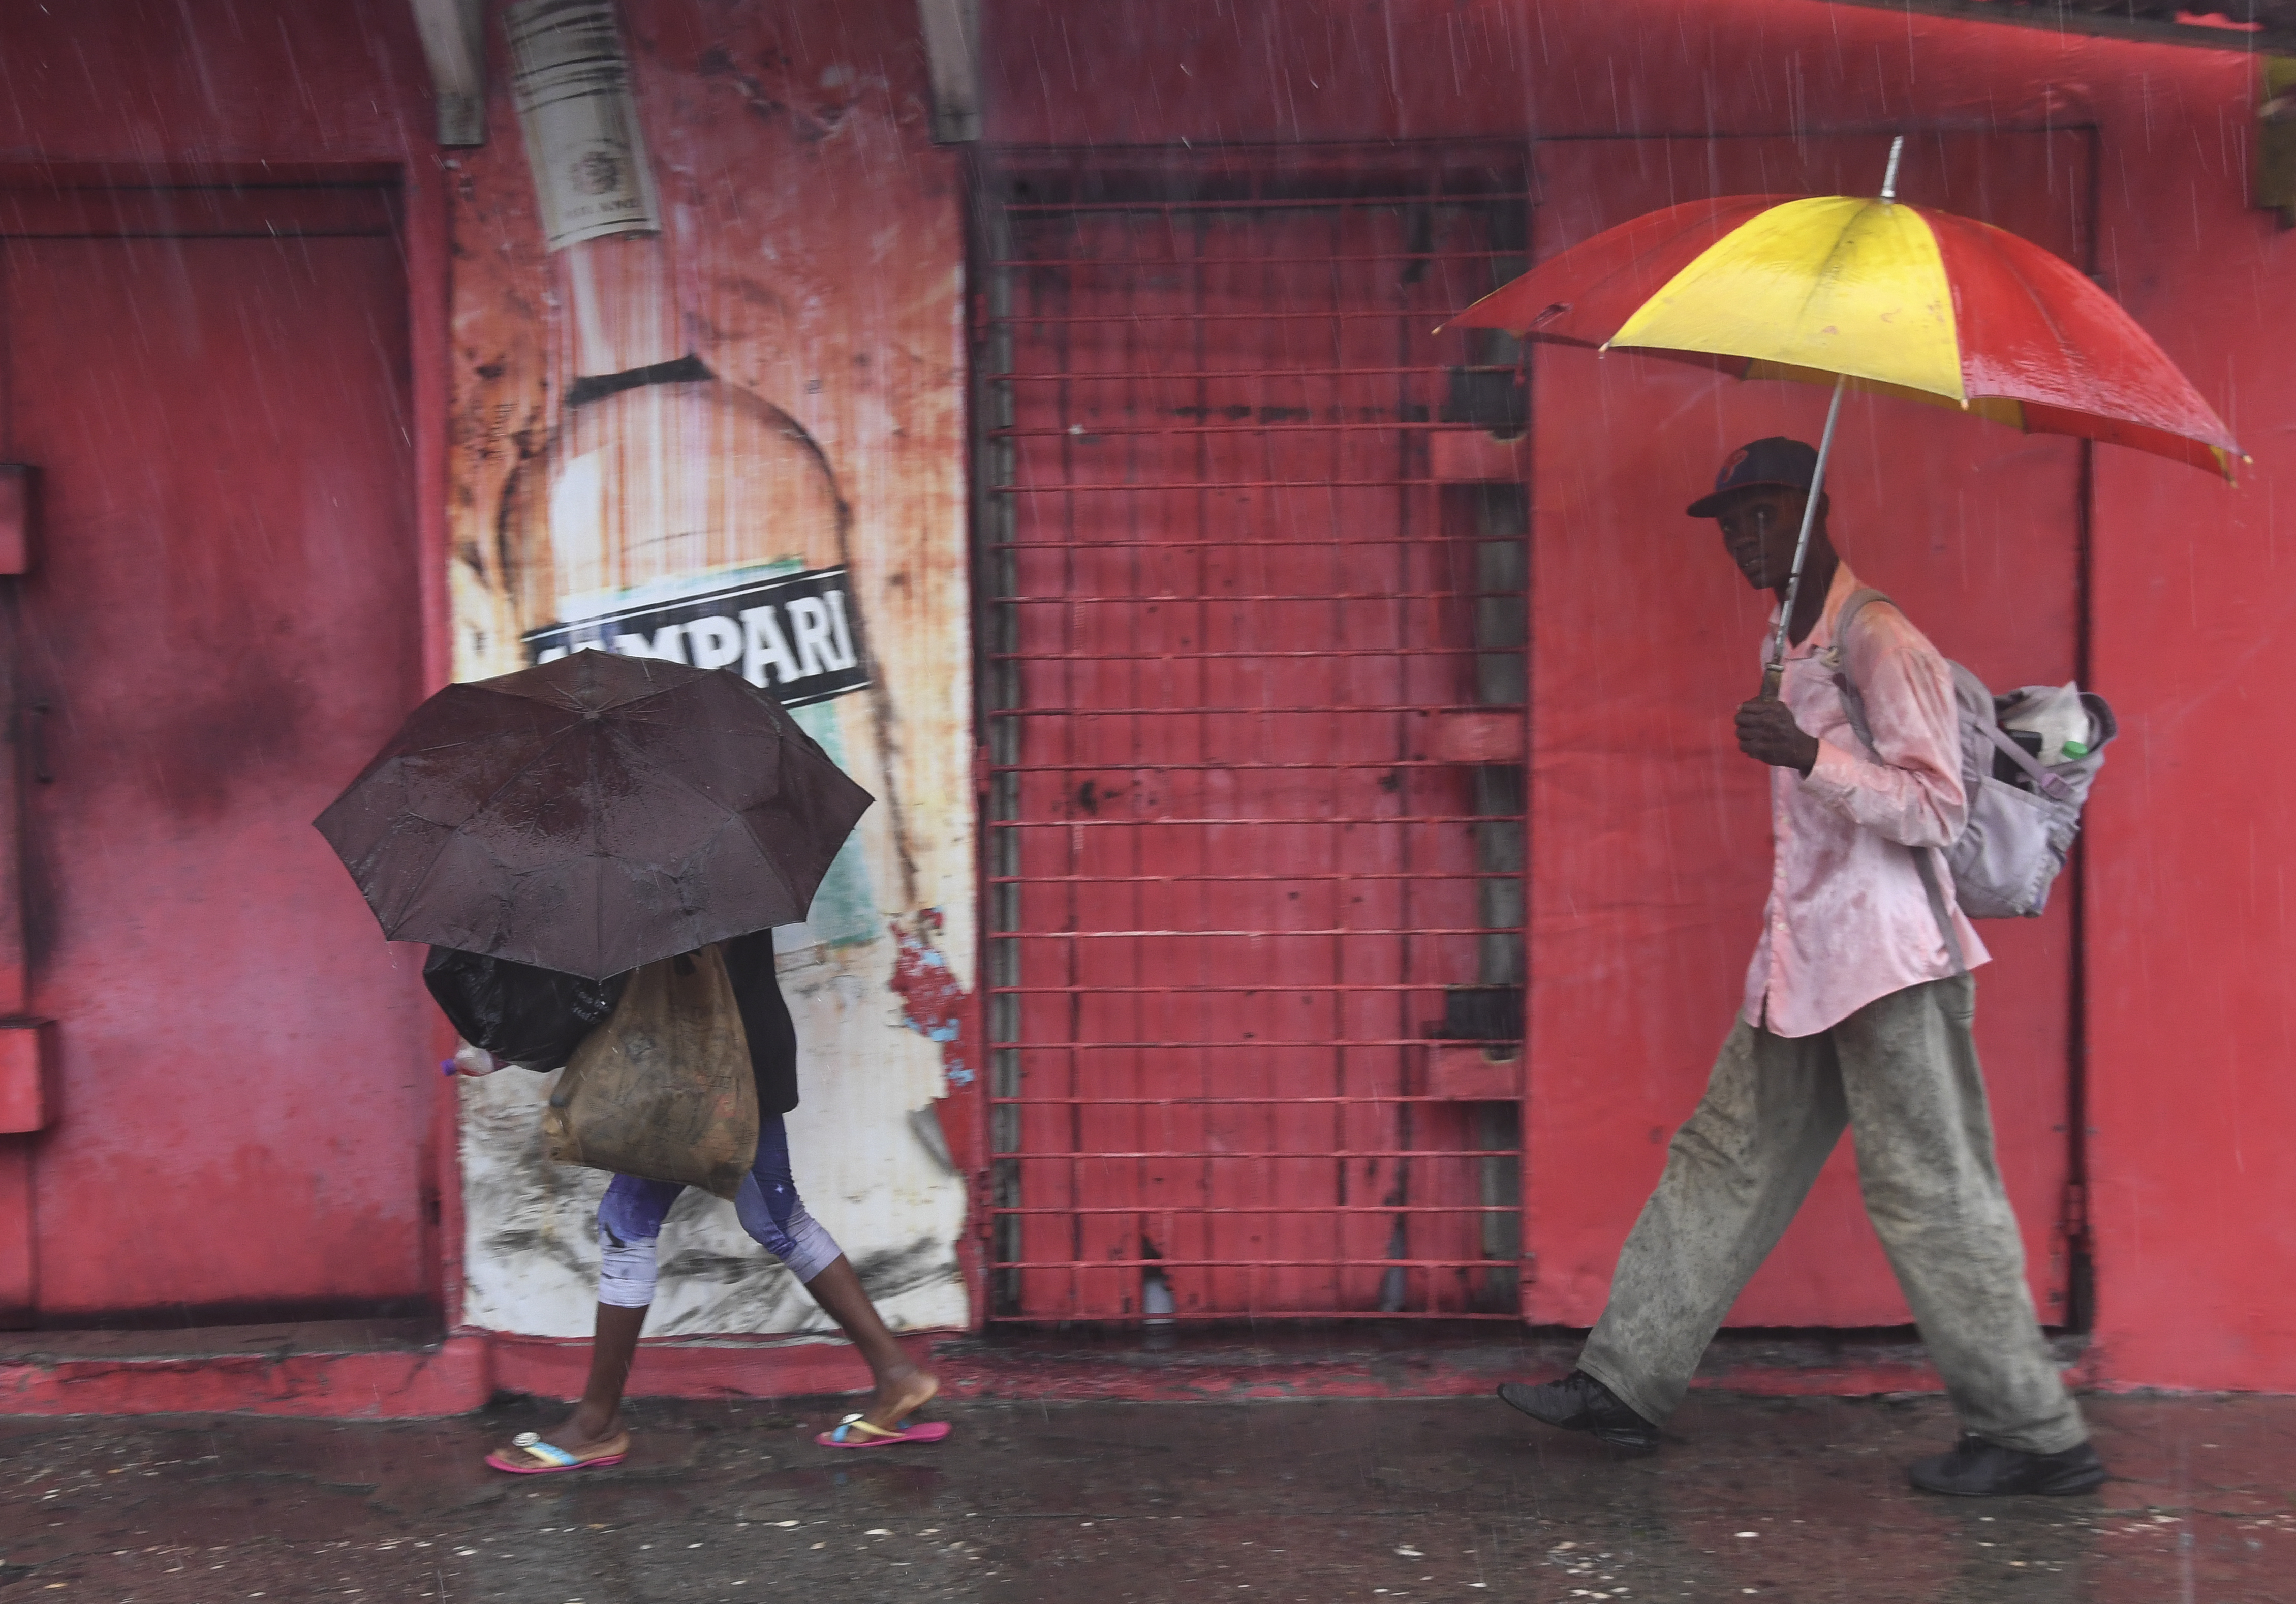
left=4, top=0, right=2289, bottom=1393
left=0, top=0, right=461, bottom=1317
left=0, top=2, right=448, bottom=673
left=0, top=3, right=432, bottom=165
left=980, top=0, right=2296, bottom=1391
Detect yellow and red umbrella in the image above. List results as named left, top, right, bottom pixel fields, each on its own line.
left=1444, top=191, right=2242, bottom=476
left=1441, top=140, right=2242, bottom=679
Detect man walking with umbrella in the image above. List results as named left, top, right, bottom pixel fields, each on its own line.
left=1497, top=439, right=2107, bottom=1498
left=1437, top=136, right=2241, bottom=1502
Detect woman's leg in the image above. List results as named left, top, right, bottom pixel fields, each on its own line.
left=735, top=1115, right=939, bottom=1430
left=802, top=1256, right=939, bottom=1429
left=546, top=1174, right=684, bottom=1452
left=552, top=1303, right=647, bottom=1451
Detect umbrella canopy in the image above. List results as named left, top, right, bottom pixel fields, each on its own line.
left=316, top=651, right=873, bottom=980
left=1442, top=192, right=2243, bottom=477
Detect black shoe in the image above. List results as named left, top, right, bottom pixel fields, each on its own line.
left=1908, top=1434, right=2109, bottom=1496
left=1497, top=1371, right=1661, bottom=1452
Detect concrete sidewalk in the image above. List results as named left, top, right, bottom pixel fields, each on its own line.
left=2, top=1390, right=2291, bottom=1602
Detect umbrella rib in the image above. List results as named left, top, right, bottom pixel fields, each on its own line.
left=479, top=705, right=731, bottom=978
left=592, top=733, right=614, bottom=975
left=1786, top=202, right=1908, bottom=384
left=329, top=681, right=548, bottom=937
left=1605, top=210, right=1761, bottom=319
left=611, top=732, right=813, bottom=920
left=383, top=716, right=612, bottom=940
left=1962, top=215, right=2227, bottom=445
left=345, top=661, right=832, bottom=968
left=1934, top=212, right=2089, bottom=407
left=1997, top=239, right=2101, bottom=409
left=1623, top=199, right=1950, bottom=393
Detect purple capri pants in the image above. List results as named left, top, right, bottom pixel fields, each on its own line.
left=594, top=1114, right=843, bottom=1308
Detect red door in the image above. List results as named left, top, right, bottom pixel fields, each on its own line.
left=0, top=183, right=431, bottom=1324
left=1527, top=133, right=2090, bottom=1328
left=982, top=150, right=1532, bottom=1323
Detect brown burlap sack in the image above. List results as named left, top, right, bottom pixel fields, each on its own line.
left=542, top=943, right=759, bottom=1199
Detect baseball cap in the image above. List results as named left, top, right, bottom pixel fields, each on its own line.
left=1686, top=437, right=1819, bottom=518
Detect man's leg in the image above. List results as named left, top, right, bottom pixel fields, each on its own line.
left=1832, top=975, right=2092, bottom=1467
left=735, top=1116, right=940, bottom=1433
left=1573, top=1017, right=1848, bottom=1429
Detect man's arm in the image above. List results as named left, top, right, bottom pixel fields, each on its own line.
left=1798, top=613, right=1967, bottom=848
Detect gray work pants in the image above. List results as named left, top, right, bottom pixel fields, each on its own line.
left=1577, top=974, right=2086, bottom=1455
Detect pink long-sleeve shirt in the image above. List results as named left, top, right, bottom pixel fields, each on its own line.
left=1744, top=562, right=1988, bottom=1038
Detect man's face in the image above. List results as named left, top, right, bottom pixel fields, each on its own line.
left=1713, top=486, right=1812, bottom=591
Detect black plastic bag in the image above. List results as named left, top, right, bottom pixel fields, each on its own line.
left=423, top=947, right=630, bottom=1071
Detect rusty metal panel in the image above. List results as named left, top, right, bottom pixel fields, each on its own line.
left=980, top=148, right=1529, bottom=1323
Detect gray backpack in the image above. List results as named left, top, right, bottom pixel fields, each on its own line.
left=1830, top=589, right=2116, bottom=968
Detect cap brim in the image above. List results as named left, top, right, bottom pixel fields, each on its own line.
left=1685, top=478, right=1809, bottom=519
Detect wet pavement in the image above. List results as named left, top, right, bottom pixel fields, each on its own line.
left=2, top=1389, right=2292, bottom=1602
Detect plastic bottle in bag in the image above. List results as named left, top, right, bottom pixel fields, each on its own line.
left=452, top=1042, right=505, bottom=1078
left=2001, top=682, right=2093, bottom=764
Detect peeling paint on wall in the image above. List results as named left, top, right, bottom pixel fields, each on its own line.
left=890, top=909, right=976, bottom=1090
left=447, top=0, right=973, bottom=1338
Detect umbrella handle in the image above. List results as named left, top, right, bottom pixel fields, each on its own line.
left=1763, top=373, right=1850, bottom=699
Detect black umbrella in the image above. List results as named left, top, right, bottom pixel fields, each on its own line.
left=316, top=651, right=872, bottom=979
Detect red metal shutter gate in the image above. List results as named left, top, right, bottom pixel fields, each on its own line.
left=979, top=148, right=1532, bottom=1324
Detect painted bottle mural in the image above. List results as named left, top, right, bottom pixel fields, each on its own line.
left=501, top=0, right=875, bottom=946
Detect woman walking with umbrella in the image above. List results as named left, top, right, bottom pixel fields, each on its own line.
left=453, top=929, right=947, bottom=1472
left=319, top=651, right=951, bottom=1468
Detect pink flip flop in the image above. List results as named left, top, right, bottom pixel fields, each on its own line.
left=484, top=1430, right=630, bottom=1474
left=815, top=1413, right=953, bottom=1449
